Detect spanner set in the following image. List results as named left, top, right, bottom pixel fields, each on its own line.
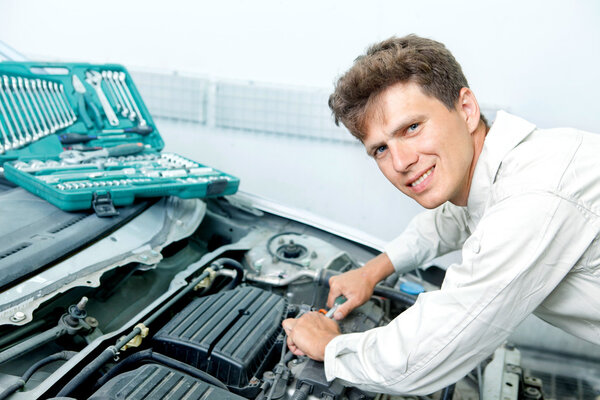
left=0, top=62, right=239, bottom=216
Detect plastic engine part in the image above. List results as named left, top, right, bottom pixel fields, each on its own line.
left=88, top=363, right=245, bottom=399
left=152, top=286, right=286, bottom=389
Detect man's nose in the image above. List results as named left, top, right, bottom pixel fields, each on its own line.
left=389, top=142, right=417, bottom=172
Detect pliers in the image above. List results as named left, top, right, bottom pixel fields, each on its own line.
left=72, top=75, right=103, bottom=130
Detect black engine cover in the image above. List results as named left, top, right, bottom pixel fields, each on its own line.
left=88, top=364, right=245, bottom=399
left=153, top=286, right=286, bottom=389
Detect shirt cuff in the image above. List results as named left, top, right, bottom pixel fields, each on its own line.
left=384, top=236, right=417, bottom=274
left=324, top=334, right=342, bottom=381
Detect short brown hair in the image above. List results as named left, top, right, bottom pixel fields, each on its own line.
left=329, top=34, right=484, bottom=140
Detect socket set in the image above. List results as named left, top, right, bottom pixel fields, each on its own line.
left=1, top=62, right=239, bottom=216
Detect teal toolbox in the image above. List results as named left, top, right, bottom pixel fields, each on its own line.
left=0, top=62, right=239, bottom=216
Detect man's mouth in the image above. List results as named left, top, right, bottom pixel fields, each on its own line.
left=410, top=166, right=434, bottom=187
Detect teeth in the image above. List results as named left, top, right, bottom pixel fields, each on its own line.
left=411, top=167, right=434, bottom=187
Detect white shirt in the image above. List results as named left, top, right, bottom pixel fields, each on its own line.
left=324, top=111, right=600, bottom=395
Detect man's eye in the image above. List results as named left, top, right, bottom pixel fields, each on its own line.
left=374, top=145, right=387, bottom=156
left=408, top=123, right=419, bottom=132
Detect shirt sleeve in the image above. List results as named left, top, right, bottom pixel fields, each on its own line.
left=325, top=192, right=598, bottom=395
left=384, top=201, right=471, bottom=273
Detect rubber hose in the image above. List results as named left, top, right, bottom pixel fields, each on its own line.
left=58, top=268, right=213, bottom=397
left=318, top=269, right=416, bottom=307
left=93, top=349, right=228, bottom=392
left=0, top=351, right=77, bottom=400
left=215, top=258, right=244, bottom=290
left=291, top=383, right=311, bottom=400
left=56, top=346, right=118, bottom=397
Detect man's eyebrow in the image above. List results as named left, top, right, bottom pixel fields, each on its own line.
left=384, top=115, right=425, bottom=137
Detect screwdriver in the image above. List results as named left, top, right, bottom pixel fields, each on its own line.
left=59, top=133, right=137, bottom=145
left=98, top=125, right=154, bottom=135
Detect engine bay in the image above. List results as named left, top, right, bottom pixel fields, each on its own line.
left=0, top=195, right=595, bottom=399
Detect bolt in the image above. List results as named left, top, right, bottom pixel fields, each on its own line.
left=10, top=311, right=26, bottom=322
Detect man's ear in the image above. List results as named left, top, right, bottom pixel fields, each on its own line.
left=457, top=87, right=481, bottom=133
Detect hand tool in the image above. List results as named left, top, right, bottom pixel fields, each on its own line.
left=72, top=75, right=103, bottom=130
left=63, top=144, right=104, bottom=152
left=0, top=94, right=15, bottom=151
left=17, top=77, right=45, bottom=138
left=50, top=82, right=75, bottom=125
left=60, top=142, right=145, bottom=164
left=108, top=71, right=132, bottom=118
left=59, top=132, right=137, bottom=145
left=11, top=77, right=39, bottom=141
left=42, top=80, right=66, bottom=129
left=101, top=71, right=121, bottom=113
left=38, top=168, right=137, bottom=183
left=105, top=71, right=128, bottom=117
left=324, top=296, right=347, bottom=318
left=117, top=72, right=146, bottom=126
left=85, top=70, right=119, bottom=126
left=45, top=81, right=68, bottom=127
left=60, top=84, right=77, bottom=122
left=100, top=125, right=153, bottom=135
left=27, top=78, right=55, bottom=134
left=1, top=76, right=26, bottom=146
left=112, top=72, right=136, bottom=121
left=35, top=79, right=61, bottom=131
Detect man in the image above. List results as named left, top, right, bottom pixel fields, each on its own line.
left=281, top=34, right=600, bottom=395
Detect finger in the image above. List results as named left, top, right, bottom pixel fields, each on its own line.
left=333, top=301, right=354, bottom=320
left=282, top=318, right=296, bottom=334
left=327, top=279, right=342, bottom=308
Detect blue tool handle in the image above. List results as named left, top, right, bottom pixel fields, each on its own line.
left=105, top=142, right=145, bottom=157
left=59, top=133, right=97, bottom=144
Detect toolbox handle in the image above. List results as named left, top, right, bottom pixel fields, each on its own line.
left=25, top=63, right=73, bottom=76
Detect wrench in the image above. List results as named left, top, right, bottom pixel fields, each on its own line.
left=12, top=77, right=39, bottom=141
left=42, top=80, right=66, bottom=129
left=27, top=79, right=54, bottom=134
left=118, top=72, right=146, bottom=126
left=34, top=79, right=61, bottom=132
left=17, top=77, right=45, bottom=138
left=85, top=70, right=119, bottom=126
left=1, top=76, right=26, bottom=146
left=108, top=71, right=131, bottom=118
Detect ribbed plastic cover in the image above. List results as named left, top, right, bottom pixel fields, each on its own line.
left=88, top=364, right=245, bottom=399
left=153, top=286, right=286, bottom=388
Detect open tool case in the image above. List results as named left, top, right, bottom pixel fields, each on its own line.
left=0, top=62, right=239, bottom=216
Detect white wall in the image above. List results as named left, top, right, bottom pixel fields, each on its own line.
left=1, top=0, right=599, bottom=242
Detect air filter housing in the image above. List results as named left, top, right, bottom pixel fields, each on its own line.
left=88, top=364, right=245, bottom=399
left=153, top=286, right=286, bottom=389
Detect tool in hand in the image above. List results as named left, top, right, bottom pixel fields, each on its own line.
left=324, top=296, right=347, bottom=319
left=72, top=75, right=103, bottom=130
left=59, top=142, right=145, bottom=164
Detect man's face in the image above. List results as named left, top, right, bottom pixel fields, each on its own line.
left=362, top=81, right=481, bottom=209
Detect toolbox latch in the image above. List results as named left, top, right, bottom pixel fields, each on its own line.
left=92, top=192, right=119, bottom=217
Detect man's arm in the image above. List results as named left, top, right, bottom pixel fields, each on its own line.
left=323, top=192, right=597, bottom=395
left=330, top=202, right=471, bottom=320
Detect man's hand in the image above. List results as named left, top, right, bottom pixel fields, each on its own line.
left=327, top=253, right=395, bottom=320
left=282, top=312, right=341, bottom=361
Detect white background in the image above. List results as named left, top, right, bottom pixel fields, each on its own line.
left=1, top=0, right=599, bottom=240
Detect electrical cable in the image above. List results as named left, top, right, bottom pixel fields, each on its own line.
left=0, top=351, right=76, bottom=400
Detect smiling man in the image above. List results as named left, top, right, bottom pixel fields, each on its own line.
left=282, top=35, right=600, bottom=395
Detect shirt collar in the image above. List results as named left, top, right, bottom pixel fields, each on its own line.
left=466, top=111, right=537, bottom=221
